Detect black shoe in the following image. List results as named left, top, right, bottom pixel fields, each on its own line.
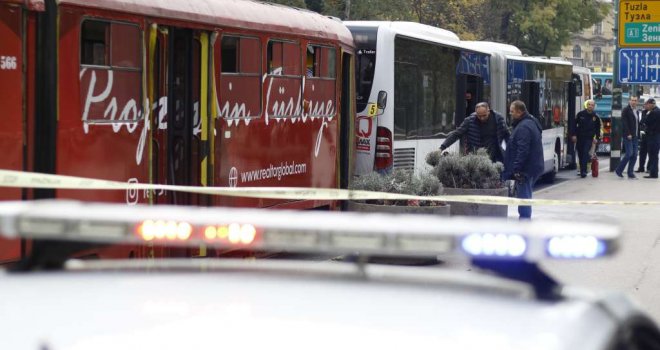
left=635, top=168, right=645, bottom=173
left=580, top=174, right=587, bottom=178
left=643, top=175, right=658, bottom=179
left=615, top=171, right=624, bottom=178
left=629, top=174, right=637, bottom=179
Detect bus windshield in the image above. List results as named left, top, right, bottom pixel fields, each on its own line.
left=351, top=27, right=377, bottom=112
left=593, top=76, right=612, bottom=97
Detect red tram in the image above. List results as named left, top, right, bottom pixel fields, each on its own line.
left=0, top=0, right=356, bottom=262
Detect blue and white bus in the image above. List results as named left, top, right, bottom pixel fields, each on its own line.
left=345, top=21, right=491, bottom=176
left=463, top=41, right=574, bottom=182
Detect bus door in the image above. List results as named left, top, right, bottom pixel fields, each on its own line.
left=522, top=81, right=541, bottom=120
left=340, top=51, right=354, bottom=190
left=0, top=3, right=24, bottom=262
left=566, top=80, right=577, bottom=169
left=152, top=26, right=211, bottom=206
left=455, top=74, right=484, bottom=126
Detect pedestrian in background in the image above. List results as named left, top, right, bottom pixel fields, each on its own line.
left=644, top=98, right=660, bottom=179
left=636, top=100, right=651, bottom=173
left=615, top=96, right=639, bottom=179
left=440, top=102, right=510, bottom=163
left=571, top=100, right=602, bottom=178
left=502, top=100, right=544, bottom=219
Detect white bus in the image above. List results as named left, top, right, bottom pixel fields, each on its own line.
left=462, top=41, right=574, bottom=182
left=346, top=21, right=491, bottom=176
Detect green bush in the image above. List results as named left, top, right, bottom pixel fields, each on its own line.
left=350, top=169, right=443, bottom=206
left=426, top=148, right=504, bottom=189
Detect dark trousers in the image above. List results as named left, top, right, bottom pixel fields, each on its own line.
left=648, top=134, right=660, bottom=177
left=638, top=136, right=648, bottom=170
left=576, top=137, right=592, bottom=176
left=516, top=175, right=538, bottom=219
left=616, top=138, right=638, bottom=176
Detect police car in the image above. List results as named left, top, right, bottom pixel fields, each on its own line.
left=0, top=200, right=659, bottom=350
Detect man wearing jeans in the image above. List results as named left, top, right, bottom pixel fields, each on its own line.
left=616, top=96, right=639, bottom=179
left=502, top=100, right=544, bottom=219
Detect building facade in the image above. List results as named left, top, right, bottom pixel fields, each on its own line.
left=560, top=2, right=614, bottom=72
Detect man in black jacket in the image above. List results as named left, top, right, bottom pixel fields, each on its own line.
left=440, top=102, right=510, bottom=163
left=571, top=99, right=602, bottom=178
left=615, top=96, right=639, bottom=178
left=644, top=99, right=660, bottom=179
left=636, top=101, right=651, bottom=172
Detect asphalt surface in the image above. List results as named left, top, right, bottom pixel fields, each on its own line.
left=511, top=156, right=660, bottom=322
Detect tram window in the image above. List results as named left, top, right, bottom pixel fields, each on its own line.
left=222, top=36, right=239, bottom=73
left=111, top=23, right=140, bottom=69
left=306, top=45, right=317, bottom=77
left=268, top=41, right=283, bottom=75
left=81, top=21, right=109, bottom=66
left=268, top=40, right=300, bottom=76
left=322, top=47, right=336, bottom=78
left=222, top=36, right=260, bottom=74
left=603, top=79, right=612, bottom=95
left=306, top=45, right=336, bottom=79
left=220, top=35, right=262, bottom=119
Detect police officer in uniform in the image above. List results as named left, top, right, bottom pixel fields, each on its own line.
left=571, top=99, right=601, bottom=178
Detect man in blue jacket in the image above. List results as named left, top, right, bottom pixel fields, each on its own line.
left=502, top=100, right=544, bottom=219
left=440, top=102, right=510, bottom=162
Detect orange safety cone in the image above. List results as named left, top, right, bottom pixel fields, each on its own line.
left=591, top=154, right=599, bottom=177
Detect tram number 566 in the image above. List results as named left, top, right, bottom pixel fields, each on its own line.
left=0, top=56, right=18, bottom=70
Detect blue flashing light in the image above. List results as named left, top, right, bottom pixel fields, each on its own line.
left=547, top=236, right=607, bottom=259
left=461, top=233, right=527, bottom=258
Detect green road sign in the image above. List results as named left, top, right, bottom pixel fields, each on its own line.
left=625, top=23, right=660, bottom=44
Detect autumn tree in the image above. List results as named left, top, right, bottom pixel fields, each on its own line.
left=482, top=0, right=609, bottom=56
left=305, top=0, right=324, bottom=13
left=266, top=0, right=608, bottom=57
left=265, top=0, right=307, bottom=8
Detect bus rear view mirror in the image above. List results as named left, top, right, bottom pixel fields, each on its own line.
left=377, top=91, right=388, bottom=110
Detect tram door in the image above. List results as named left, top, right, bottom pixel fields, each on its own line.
left=0, top=3, right=24, bottom=262
left=152, top=27, right=209, bottom=206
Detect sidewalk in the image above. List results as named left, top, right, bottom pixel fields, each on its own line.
left=508, top=159, right=660, bottom=221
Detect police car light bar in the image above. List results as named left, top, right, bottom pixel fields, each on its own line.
left=0, top=200, right=620, bottom=261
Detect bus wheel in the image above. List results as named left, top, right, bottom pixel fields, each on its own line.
left=542, top=152, right=559, bottom=183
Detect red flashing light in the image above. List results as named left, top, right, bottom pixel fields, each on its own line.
left=602, top=136, right=611, bottom=144
left=203, top=224, right=257, bottom=245
left=137, top=220, right=258, bottom=245
left=137, top=220, right=192, bottom=241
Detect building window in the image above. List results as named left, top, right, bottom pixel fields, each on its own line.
left=593, top=21, right=603, bottom=35
left=573, top=45, right=581, bottom=58
left=593, top=47, right=602, bottom=63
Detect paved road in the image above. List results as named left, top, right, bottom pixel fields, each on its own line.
left=513, top=156, right=660, bottom=322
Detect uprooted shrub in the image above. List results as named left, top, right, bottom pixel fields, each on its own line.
left=349, top=168, right=444, bottom=206
left=426, top=148, right=504, bottom=189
